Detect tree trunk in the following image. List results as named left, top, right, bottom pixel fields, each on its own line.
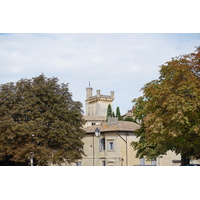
left=181, top=153, right=190, bottom=166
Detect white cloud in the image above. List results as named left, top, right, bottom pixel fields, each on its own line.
left=0, top=33, right=199, bottom=114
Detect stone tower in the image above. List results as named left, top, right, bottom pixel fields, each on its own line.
left=85, top=87, right=114, bottom=117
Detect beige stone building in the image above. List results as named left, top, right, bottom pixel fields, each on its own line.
left=67, top=87, right=200, bottom=166
left=70, top=117, right=184, bottom=166
left=81, top=119, right=140, bottom=166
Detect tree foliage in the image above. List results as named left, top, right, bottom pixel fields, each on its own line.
left=131, top=47, right=200, bottom=165
left=116, top=107, right=122, bottom=120
left=112, top=112, right=115, bottom=117
left=106, top=104, right=112, bottom=122
left=124, top=117, right=134, bottom=122
left=0, top=74, right=85, bottom=166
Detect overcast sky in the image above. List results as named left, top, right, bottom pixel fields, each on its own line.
left=0, top=33, right=199, bottom=114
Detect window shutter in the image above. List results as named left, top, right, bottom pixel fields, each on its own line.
left=140, top=158, right=145, bottom=165
left=99, top=139, right=102, bottom=151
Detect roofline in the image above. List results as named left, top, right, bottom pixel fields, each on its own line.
left=85, top=130, right=136, bottom=134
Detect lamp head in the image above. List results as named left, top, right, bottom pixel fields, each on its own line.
left=95, top=128, right=101, bottom=137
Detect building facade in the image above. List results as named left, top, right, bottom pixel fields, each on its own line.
left=66, top=87, right=200, bottom=166
left=81, top=119, right=140, bottom=166
left=68, top=118, right=183, bottom=166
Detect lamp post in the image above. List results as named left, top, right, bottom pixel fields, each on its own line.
left=117, top=133, right=128, bottom=166
left=30, top=152, right=34, bottom=166
left=93, top=128, right=101, bottom=166
left=30, top=134, right=35, bottom=166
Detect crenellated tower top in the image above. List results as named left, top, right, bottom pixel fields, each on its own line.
left=85, top=87, right=114, bottom=116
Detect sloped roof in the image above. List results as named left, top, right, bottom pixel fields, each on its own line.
left=84, top=121, right=140, bottom=133
left=84, top=116, right=106, bottom=121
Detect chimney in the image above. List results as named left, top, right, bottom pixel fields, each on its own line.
left=108, top=116, right=118, bottom=125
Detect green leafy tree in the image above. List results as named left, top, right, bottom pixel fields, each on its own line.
left=124, top=117, right=134, bottom=122
left=112, top=112, right=115, bottom=117
left=106, top=104, right=112, bottom=122
left=0, top=74, right=85, bottom=166
left=131, top=47, right=200, bottom=165
left=116, top=107, right=122, bottom=120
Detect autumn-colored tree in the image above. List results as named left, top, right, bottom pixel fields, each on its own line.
left=0, top=74, right=85, bottom=166
left=131, top=97, right=168, bottom=161
left=131, top=47, right=200, bottom=165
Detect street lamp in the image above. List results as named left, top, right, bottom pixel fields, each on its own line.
left=95, top=128, right=101, bottom=137
left=30, top=152, right=34, bottom=166
left=92, top=128, right=101, bottom=166
left=30, top=134, right=35, bottom=166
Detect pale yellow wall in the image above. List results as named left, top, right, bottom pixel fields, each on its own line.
left=78, top=132, right=143, bottom=166
left=104, top=133, right=120, bottom=166
left=84, top=121, right=102, bottom=128
left=69, top=132, right=200, bottom=166
left=86, top=100, right=113, bottom=117
left=81, top=133, right=120, bottom=166
left=96, top=101, right=112, bottom=116
left=157, top=151, right=181, bottom=166
left=74, top=132, right=192, bottom=166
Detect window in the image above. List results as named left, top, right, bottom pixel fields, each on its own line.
left=99, top=138, right=105, bottom=151
left=151, top=160, right=156, bottom=166
left=76, top=162, right=82, bottom=166
left=91, top=123, right=96, bottom=126
left=140, top=158, right=145, bottom=165
left=108, top=141, right=114, bottom=151
left=102, top=161, right=106, bottom=166
left=107, top=161, right=114, bottom=166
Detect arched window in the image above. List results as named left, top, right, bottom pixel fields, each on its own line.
left=99, top=138, right=105, bottom=151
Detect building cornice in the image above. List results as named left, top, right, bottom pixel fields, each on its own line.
left=86, top=95, right=114, bottom=103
